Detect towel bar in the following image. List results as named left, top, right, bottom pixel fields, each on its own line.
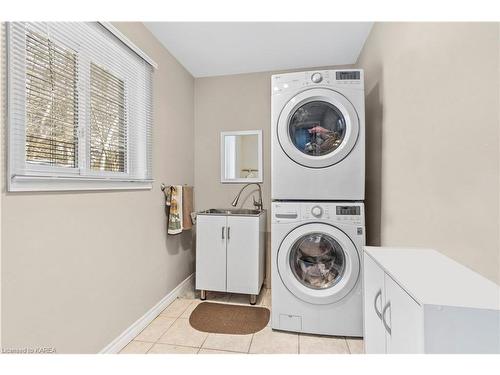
left=161, top=183, right=191, bottom=192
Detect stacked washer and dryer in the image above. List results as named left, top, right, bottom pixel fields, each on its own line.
left=271, top=69, right=366, bottom=337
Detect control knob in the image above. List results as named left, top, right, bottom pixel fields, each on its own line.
left=311, top=72, right=323, bottom=83
left=311, top=206, right=323, bottom=217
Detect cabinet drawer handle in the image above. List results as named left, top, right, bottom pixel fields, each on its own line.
left=227, top=227, right=230, bottom=240
left=382, top=301, right=391, bottom=335
left=221, top=226, right=225, bottom=239
left=373, top=289, right=382, bottom=320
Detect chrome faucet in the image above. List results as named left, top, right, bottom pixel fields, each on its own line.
left=231, top=183, right=263, bottom=212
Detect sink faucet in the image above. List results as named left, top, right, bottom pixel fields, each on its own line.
left=231, top=183, right=263, bottom=212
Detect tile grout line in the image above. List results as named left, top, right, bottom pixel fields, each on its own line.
left=183, top=297, right=210, bottom=354
left=247, top=333, right=255, bottom=354
left=144, top=341, right=154, bottom=354
left=198, top=329, right=210, bottom=354
left=149, top=300, right=204, bottom=353
left=201, top=343, right=251, bottom=355
left=345, top=337, right=352, bottom=354
left=133, top=314, right=178, bottom=348
left=145, top=313, right=182, bottom=353
left=146, top=298, right=196, bottom=352
left=151, top=342, right=203, bottom=351
left=246, top=285, right=269, bottom=354
left=200, top=348, right=249, bottom=354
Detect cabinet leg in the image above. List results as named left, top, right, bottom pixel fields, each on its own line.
left=200, top=290, right=206, bottom=301
left=250, top=294, right=257, bottom=305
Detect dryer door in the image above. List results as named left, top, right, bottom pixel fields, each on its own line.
left=277, top=223, right=360, bottom=305
left=277, top=88, right=359, bottom=168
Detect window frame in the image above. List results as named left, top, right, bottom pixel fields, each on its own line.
left=6, top=22, right=156, bottom=192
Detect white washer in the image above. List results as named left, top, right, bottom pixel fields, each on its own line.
left=271, top=201, right=365, bottom=336
left=271, top=69, right=365, bottom=200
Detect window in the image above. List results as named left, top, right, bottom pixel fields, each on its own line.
left=7, top=22, right=156, bottom=191
left=25, top=30, right=78, bottom=168
left=90, top=63, right=126, bottom=173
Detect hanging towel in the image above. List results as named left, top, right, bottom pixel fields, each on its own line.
left=167, top=185, right=183, bottom=235
left=163, top=185, right=172, bottom=220
left=182, top=186, right=194, bottom=230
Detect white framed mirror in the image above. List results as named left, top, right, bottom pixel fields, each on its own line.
left=220, top=130, right=263, bottom=183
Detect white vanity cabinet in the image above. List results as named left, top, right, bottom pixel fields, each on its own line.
left=363, top=247, right=500, bottom=354
left=195, top=215, right=227, bottom=292
left=195, top=211, right=266, bottom=302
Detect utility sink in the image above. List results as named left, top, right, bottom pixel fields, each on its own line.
left=197, top=208, right=264, bottom=216
left=196, top=205, right=266, bottom=305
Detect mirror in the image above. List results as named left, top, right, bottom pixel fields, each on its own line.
left=220, top=130, right=263, bottom=183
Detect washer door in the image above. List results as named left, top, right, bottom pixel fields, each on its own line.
left=277, top=223, right=360, bottom=305
left=277, top=88, right=359, bottom=168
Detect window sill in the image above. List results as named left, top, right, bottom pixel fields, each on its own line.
left=8, top=175, right=154, bottom=192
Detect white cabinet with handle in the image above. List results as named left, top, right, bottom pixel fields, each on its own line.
left=195, top=215, right=227, bottom=292
left=363, top=254, right=388, bottom=353
left=383, top=274, right=423, bottom=353
left=195, top=211, right=266, bottom=303
left=363, top=247, right=500, bottom=354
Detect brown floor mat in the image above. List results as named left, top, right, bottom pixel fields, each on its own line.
left=189, top=302, right=270, bottom=335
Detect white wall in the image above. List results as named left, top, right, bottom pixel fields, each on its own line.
left=0, top=22, right=195, bottom=353
left=356, top=22, right=500, bottom=283
left=194, top=72, right=271, bottom=218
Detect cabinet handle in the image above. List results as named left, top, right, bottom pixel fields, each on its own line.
left=382, top=301, right=392, bottom=335
left=227, top=227, right=230, bottom=240
left=221, top=226, right=225, bottom=240
left=373, top=289, right=383, bottom=320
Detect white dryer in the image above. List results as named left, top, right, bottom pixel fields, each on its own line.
left=271, top=69, right=365, bottom=200
left=271, top=201, right=365, bottom=336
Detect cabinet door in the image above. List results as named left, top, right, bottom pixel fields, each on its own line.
left=195, top=215, right=227, bottom=292
left=226, top=216, right=260, bottom=294
left=363, top=254, right=386, bottom=353
left=384, top=275, right=424, bottom=353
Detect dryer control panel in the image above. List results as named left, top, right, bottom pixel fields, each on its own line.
left=271, top=69, right=364, bottom=95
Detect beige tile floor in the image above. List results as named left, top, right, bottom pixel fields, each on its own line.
left=120, top=288, right=364, bottom=354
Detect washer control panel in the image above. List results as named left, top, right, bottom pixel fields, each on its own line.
left=273, top=202, right=363, bottom=225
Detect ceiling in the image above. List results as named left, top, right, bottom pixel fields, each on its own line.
left=144, top=22, right=373, bottom=77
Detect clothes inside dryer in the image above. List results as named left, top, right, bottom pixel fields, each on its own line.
left=289, top=101, right=346, bottom=156
left=289, top=232, right=346, bottom=289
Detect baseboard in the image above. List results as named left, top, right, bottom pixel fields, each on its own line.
left=100, top=273, right=195, bottom=354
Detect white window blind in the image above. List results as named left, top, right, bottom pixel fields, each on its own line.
left=25, top=30, right=79, bottom=169
left=90, top=62, right=126, bottom=173
left=7, top=22, right=155, bottom=191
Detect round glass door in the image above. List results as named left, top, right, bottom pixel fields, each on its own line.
left=277, top=223, right=360, bottom=305
left=277, top=88, right=359, bottom=169
left=289, top=101, right=346, bottom=157
left=290, top=232, right=346, bottom=290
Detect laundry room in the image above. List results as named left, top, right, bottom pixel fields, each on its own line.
left=0, top=2, right=499, bottom=374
